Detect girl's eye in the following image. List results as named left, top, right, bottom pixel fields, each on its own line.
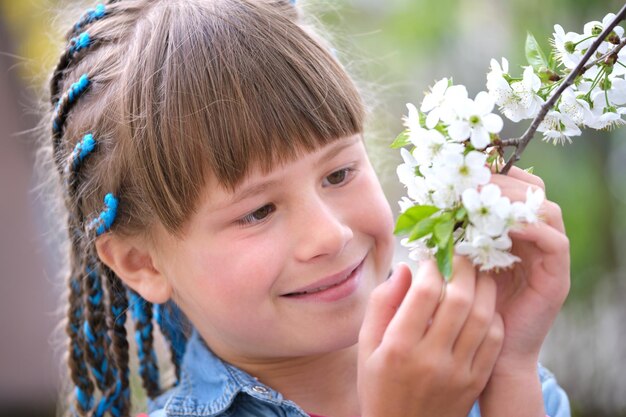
left=323, top=167, right=356, bottom=186
left=236, top=203, right=276, bottom=226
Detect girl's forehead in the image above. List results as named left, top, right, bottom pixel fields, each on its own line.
left=203, top=134, right=363, bottom=204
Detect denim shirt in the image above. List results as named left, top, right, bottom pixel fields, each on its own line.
left=148, top=331, right=570, bottom=417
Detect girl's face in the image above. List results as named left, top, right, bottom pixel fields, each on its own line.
left=153, top=134, right=395, bottom=362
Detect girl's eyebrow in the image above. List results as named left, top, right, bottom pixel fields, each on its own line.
left=227, top=179, right=281, bottom=206
left=225, top=136, right=360, bottom=207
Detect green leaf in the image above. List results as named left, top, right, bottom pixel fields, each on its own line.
left=455, top=207, right=467, bottom=222
left=548, top=50, right=558, bottom=71
left=435, top=237, right=454, bottom=280
left=408, top=217, right=437, bottom=241
left=418, top=110, right=427, bottom=128
left=434, top=217, right=455, bottom=247
left=394, top=205, right=440, bottom=235
left=391, top=130, right=411, bottom=149
left=525, top=31, right=549, bottom=71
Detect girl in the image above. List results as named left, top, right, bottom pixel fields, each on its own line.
left=45, top=0, right=571, bottom=416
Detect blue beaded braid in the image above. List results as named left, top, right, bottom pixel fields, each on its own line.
left=68, top=276, right=95, bottom=414
left=82, top=265, right=113, bottom=391
left=104, top=266, right=131, bottom=417
left=68, top=133, right=96, bottom=173
left=129, top=290, right=161, bottom=397
left=154, top=302, right=187, bottom=383
left=73, top=4, right=107, bottom=33
left=69, top=32, right=92, bottom=56
left=88, top=193, right=118, bottom=236
left=52, top=74, right=91, bottom=136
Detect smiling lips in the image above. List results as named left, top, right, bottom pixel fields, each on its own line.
left=283, top=258, right=365, bottom=300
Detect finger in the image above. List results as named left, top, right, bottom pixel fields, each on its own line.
left=504, top=166, right=546, bottom=190
left=508, top=222, right=571, bottom=302
left=490, top=179, right=565, bottom=233
left=470, top=313, right=504, bottom=376
left=359, top=263, right=413, bottom=357
left=452, top=274, right=497, bottom=361
left=424, top=256, right=477, bottom=351
left=383, top=260, right=445, bottom=344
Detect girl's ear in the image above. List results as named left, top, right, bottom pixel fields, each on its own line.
left=95, top=234, right=172, bottom=304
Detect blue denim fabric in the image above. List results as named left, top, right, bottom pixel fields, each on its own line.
left=148, top=331, right=570, bottom=417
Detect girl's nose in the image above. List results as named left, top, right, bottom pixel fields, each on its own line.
left=293, top=198, right=353, bottom=262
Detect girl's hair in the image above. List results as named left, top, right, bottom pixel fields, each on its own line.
left=47, top=0, right=365, bottom=416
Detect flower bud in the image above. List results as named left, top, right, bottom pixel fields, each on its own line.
left=564, top=41, right=576, bottom=53
left=606, top=31, right=621, bottom=45
left=591, top=25, right=603, bottom=36
left=600, top=77, right=612, bottom=91
left=604, top=52, right=618, bottom=67
left=539, top=67, right=561, bottom=82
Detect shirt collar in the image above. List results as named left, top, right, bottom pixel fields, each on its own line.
left=160, top=330, right=286, bottom=416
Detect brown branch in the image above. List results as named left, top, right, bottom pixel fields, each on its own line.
left=499, top=3, right=626, bottom=174
left=582, top=36, right=626, bottom=72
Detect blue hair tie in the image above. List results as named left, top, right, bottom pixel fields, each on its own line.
left=70, top=133, right=97, bottom=171
left=52, top=74, right=91, bottom=133
left=68, top=74, right=90, bottom=102
left=69, top=32, right=92, bottom=55
left=89, top=193, right=119, bottom=236
left=74, top=4, right=107, bottom=31
left=75, top=386, right=95, bottom=411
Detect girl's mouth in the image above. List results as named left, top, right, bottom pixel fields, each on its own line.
left=283, top=258, right=365, bottom=302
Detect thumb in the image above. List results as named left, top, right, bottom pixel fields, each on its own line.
left=359, top=263, right=412, bottom=358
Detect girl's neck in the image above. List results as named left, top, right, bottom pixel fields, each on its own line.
left=230, top=344, right=360, bottom=417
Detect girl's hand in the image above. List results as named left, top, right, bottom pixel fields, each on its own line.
left=358, top=258, right=504, bottom=417
left=487, top=166, right=571, bottom=376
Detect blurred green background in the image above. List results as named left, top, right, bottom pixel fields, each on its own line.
left=0, top=0, right=624, bottom=416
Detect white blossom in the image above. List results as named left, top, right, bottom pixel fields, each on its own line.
left=559, top=87, right=593, bottom=125
left=583, top=13, right=624, bottom=55
left=412, top=128, right=452, bottom=166
left=433, top=150, right=491, bottom=195
left=447, top=91, right=503, bottom=149
left=398, top=196, right=414, bottom=213
left=462, top=184, right=511, bottom=237
left=403, top=103, right=425, bottom=141
left=511, top=187, right=545, bottom=223
left=401, top=237, right=434, bottom=262
left=538, top=110, right=582, bottom=145
left=456, top=227, right=520, bottom=271
left=551, top=24, right=588, bottom=70
left=488, top=66, right=543, bottom=122
left=421, top=78, right=469, bottom=129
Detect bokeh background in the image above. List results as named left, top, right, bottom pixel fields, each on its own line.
left=1, top=0, right=625, bottom=416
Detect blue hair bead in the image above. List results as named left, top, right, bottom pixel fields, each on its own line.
left=68, top=74, right=90, bottom=103
left=74, top=4, right=107, bottom=31
left=71, top=133, right=97, bottom=171
left=92, top=4, right=106, bottom=19
left=75, top=386, right=95, bottom=410
left=69, top=32, right=91, bottom=55
left=89, top=193, right=119, bottom=236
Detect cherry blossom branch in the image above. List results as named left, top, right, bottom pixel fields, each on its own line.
left=581, top=36, right=626, bottom=72
left=499, top=3, right=626, bottom=174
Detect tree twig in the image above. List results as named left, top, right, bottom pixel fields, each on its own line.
left=581, top=36, right=626, bottom=72
left=500, top=4, right=626, bottom=174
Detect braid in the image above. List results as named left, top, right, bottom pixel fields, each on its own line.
left=71, top=4, right=107, bottom=37
left=154, top=302, right=188, bottom=384
left=52, top=73, right=91, bottom=152
left=128, top=290, right=161, bottom=398
left=66, top=269, right=95, bottom=415
left=50, top=32, right=96, bottom=105
left=103, top=266, right=130, bottom=417
left=81, top=251, right=115, bottom=393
